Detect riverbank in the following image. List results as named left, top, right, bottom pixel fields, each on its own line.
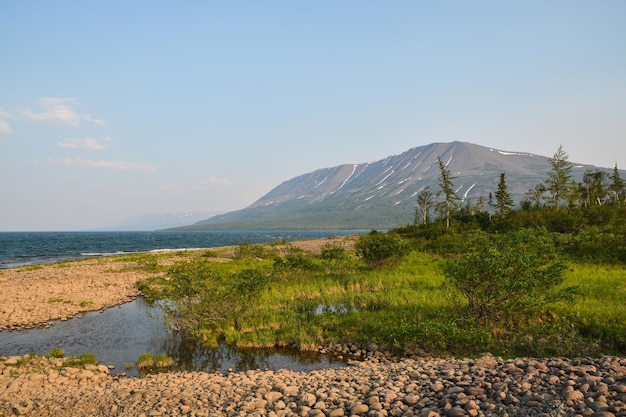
left=2, top=353, right=626, bottom=417
left=0, top=236, right=353, bottom=332
left=0, top=258, right=144, bottom=331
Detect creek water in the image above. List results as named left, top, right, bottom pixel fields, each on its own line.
left=0, top=297, right=345, bottom=377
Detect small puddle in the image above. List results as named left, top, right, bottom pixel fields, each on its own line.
left=297, top=303, right=356, bottom=315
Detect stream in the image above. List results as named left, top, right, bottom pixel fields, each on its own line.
left=0, top=297, right=345, bottom=377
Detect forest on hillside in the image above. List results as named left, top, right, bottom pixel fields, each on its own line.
left=403, top=145, right=626, bottom=264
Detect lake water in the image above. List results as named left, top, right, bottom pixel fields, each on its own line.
left=0, top=230, right=363, bottom=375
left=0, top=230, right=364, bottom=269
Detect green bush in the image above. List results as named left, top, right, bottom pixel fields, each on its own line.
left=354, top=230, right=410, bottom=269
left=443, top=229, right=575, bottom=325
left=234, top=243, right=272, bottom=259
left=319, top=242, right=348, bottom=261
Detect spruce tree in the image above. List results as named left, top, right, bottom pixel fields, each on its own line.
left=436, top=157, right=460, bottom=228
left=494, top=172, right=514, bottom=214
left=609, top=164, right=626, bottom=204
left=545, top=145, right=575, bottom=210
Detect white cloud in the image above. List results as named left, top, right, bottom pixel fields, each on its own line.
left=40, top=97, right=77, bottom=107
left=0, top=120, right=12, bottom=136
left=61, top=156, right=156, bottom=172
left=81, top=113, right=106, bottom=126
left=58, top=136, right=111, bottom=151
left=21, top=105, right=81, bottom=126
left=0, top=108, right=14, bottom=136
left=20, top=97, right=105, bottom=127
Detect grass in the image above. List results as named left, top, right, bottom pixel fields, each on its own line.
left=46, top=347, right=65, bottom=358
left=65, top=353, right=98, bottom=366
left=48, top=297, right=72, bottom=304
left=558, top=263, right=626, bottom=323
left=136, top=352, right=154, bottom=369
left=135, top=352, right=174, bottom=374
left=115, top=240, right=626, bottom=358
left=17, top=265, right=44, bottom=272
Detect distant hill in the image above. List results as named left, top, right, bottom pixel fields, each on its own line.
left=105, top=212, right=222, bottom=231
left=170, top=142, right=616, bottom=230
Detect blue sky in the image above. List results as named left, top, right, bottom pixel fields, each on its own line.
left=1, top=1, right=625, bottom=231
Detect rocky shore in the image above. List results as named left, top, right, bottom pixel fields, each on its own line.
left=1, top=353, right=626, bottom=417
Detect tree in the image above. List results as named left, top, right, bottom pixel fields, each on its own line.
left=544, top=145, right=575, bottom=210
left=609, top=164, right=626, bottom=205
left=494, top=172, right=514, bottom=214
left=580, top=169, right=608, bottom=206
left=436, top=157, right=460, bottom=228
left=443, top=229, right=573, bottom=324
left=521, top=183, right=545, bottom=210
left=354, top=230, right=410, bottom=269
left=414, top=186, right=434, bottom=225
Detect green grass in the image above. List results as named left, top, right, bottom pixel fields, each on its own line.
left=46, top=347, right=65, bottom=358
left=64, top=353, right=98, bottom=366
left=135, top=240, right=626, bottom=358
left=136, top=352, right=154, bottom=369
left=135, top=352, right=173, bottom=374
left=48, top=297, right=71, bottom=304
left=558, top=263, right=626, bottom=323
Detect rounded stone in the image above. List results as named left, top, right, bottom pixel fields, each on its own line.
left=350, top=403, right=369, bottom=415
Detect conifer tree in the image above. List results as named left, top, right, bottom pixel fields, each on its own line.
left=609, top=164, right=626, bottom=205
left=545, top=145, right=575, bottom=210
left=494, top=172, right=514, bottom=214
left=436, top=157, right=460, bottom=228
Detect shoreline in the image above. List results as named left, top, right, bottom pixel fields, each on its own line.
left=0, top=257, right=144, bottom=332
left=0, top=236, right=354, bottom=332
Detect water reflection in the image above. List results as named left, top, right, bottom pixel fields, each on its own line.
left=0, top=297, right=345, bottom=377
left=158, top=330, right=344, bottom=375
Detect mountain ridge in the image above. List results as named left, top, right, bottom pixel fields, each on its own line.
left=169, top=142, right=616, bottom=231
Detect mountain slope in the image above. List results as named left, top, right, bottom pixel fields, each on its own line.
left=174, top=142, right=609, bottom=230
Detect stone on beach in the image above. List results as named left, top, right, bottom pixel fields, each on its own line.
left=2, top=354, right=626, bottom=417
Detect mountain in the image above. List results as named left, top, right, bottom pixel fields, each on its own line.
left=105, top=212, right=222, bottom=231
left=171, top=142, right=615, bottom=230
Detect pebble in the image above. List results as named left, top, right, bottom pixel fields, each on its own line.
left=2, top=354, right=625, bottom=417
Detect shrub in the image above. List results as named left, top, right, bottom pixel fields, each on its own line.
left=443, top=229, right=575, bottom=325
left=234, top=243, right=271, bottom=259
left=354, top=230, right=410, bottom=269
left=319, top=242, right=348, bottom=261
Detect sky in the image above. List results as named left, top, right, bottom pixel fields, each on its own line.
left=1, top=1, right=625, bottom=231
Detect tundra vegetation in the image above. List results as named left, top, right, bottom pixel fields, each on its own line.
left=138, top=146, right=626, bottom=358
